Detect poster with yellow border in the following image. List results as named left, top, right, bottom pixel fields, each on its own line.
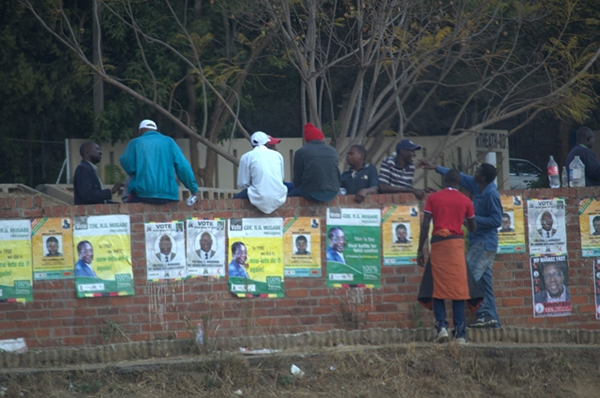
left=381, top=205, right=420, bottom=265
left=283, top=217, right=321, bottom=277
left=144, top=221, right=186, bottom=281
left=0, top=220, right=33, bottom=302
left=31, top=217, right=74, bottom=280
left=73, top=215, right=133, bottom=298
left=186, top=218, right=226, bottom=278
left=578, top=198, right=600, bottom=257
left=497, top=195, right=526, bottom=253
left=227, top=218, right=284, bottom=298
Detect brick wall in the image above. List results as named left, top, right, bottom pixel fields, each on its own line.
left=0, top=187, right=598, bottom=349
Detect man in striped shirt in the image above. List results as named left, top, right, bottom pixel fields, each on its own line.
left=379, top=139, right=432, bottom=200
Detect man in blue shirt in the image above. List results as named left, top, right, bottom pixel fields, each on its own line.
left=420, top=160, right=503, bottom=328
left=340, top=145, right=378, bottom=203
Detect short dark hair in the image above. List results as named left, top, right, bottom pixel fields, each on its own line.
left=502, top=213, right=511, bottom=220
left=541, top=261, right=569, bottom=285
left=46, top=236, right=59, bottom=245
left=445, top=169, right=461, bottom=185
left=77, top=240, right=92, bottom=254
left=577, top=126, right=594, bottom=142
left=296, top=235, right=307, bottom=244
left=231, top=241, right=245, bottom=254
left=479, top=163, right=497, bottom=183
left=350, top=145, right=367, bottom=158
left=79, top=142, right=96, bottom=157
left=593, top=215, right=600, bottom=224
left=328, top=226, right=344, bottom=239
left=395, top=224, right=407, bottom=232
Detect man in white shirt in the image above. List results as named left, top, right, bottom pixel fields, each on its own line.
left=233, top=131, right=287, bottom=214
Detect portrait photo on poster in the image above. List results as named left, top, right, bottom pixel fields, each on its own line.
left=590, top=215, right=600, bottom=236
left=536, top=210, right=558, bottom=239
left=293, top=234, right=311, bottom=255
left=44, top=235, right=63, bottom=257
left=154, top=234, right=177, bottom=263
left=195, top=231, right=217, bottom=259
left=393, top=223, right=411, bottom=244
left=499, top=211, right=515, bottom=233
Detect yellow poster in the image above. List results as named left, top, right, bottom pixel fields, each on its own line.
left=579, top=198, right=600, bottom=257
left=283, top=217, right=321, bottom=277
left=497, top=195, right=526, bottom=253
left=381, top=205, right=420, bottom=265
left=0, top=220, right=33, bottom=302
left=31, top=218, right=74, bottom=280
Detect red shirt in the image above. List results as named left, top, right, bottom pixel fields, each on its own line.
left=424, top=188, right=475, bottom=236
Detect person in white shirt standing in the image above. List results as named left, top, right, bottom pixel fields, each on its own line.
left=233, top=131, right=287, bottom=214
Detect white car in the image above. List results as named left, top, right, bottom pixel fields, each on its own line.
left=509, top=158, right=542, bottom=189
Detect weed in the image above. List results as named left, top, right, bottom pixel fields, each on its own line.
left=408, top=303, right=424, bottom=329
left=74, top=381, right=102, bottom=394
left=100, top=320, right=130, bottom=344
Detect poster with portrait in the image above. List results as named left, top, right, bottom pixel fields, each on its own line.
left=530, top=255, right=571, bottom=317
left=594, top=259, right=600, bottom=319
left=381, top=205, right=420, bottom=265
left=326, top=208, right=381, bottom=288
left=73, top=215, right=133, bottom=298
left=578, top=198, right=600, bottom=257
left=0, top=220, right=33, bottom=302
left=144, top=221, right=186, bottom=281
left=31, top=217, right=74, bottom=280
left=227, top=218, right=284, bottom=298
left=497, top=195, right=526, bottom=253
left=283, top=217, right=322, bottom=277
left=527, top=199, right=567, bottom=255
left=186, top=218, right=226, bottom=278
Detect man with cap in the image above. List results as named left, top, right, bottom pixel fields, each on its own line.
left=73, top=142, right=124, bottom=205
left=379, top=139, right=432, bottom=200
left=233, top=131, right=287, bottom=214
left=120, top=120, right=199, bottom=205
left=288, top=123, right=340, bottom=202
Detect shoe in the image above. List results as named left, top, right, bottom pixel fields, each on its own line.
left=468, top=316, right=498, bottom=328
left=435, top=327, right=449, bottom=343
left=455, top=337, right=468, bottom=345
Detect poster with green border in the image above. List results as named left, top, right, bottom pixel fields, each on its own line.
left=578, top=198, right=600, bottom=257
left=0, top=220, right=33, bottom=302
left=31, top=217, right=74, bottom=280
left=381, top=205, right=420, bottom=265
left=497, top=195, right=526, bottom=253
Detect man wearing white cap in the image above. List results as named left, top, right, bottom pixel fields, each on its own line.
left=120, top=120, right=199, bottom=204
left=233, top=131, right=287, bottom=214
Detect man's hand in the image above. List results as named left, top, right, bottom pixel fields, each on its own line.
left=423, top=187, right=436, bottom=194
left=412, top=188, right=425, bottom=200
left=418, top=159, right=437, bottom=170
left=111, top=183, right=125, bottom=194
left=355, top=189, right=368, bottom=203
left=417, top=252, right=426, bottom=268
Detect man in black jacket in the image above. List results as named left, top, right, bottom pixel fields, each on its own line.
left=565, top=126, right=600, bottom=186
left=73, top=142, right=123, bottom=205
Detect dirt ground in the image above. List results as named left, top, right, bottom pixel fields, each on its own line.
left=1, top=343, right=599, bottom=398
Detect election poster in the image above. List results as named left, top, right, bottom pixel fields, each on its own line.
left=326, top=208, right=381, bottom=288
left=283, top=217, right=321, bottom=277
left=186, top=218, right=226, bottom=278
left=578, top=198, right=600, bottom=257
left=0, top=220, right=33, bottom=302
left=145, top=221, right=186, bottom=281
left=530, top=255, right=571, bottom=317
left=594, top=259, right=600, bottom=320
left=497, top=195, right=526, bottom=253
left=73, top=215, right=133, bottom=298
left=31, top=217, right=74, bottom=280
left=527, top=199, right=567, bottom=255
left=227, top=218, right=284, bottom=298
left=381, top=205, right=420, bottom=265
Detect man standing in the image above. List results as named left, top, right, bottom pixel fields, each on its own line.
left=420, top=160, right=502, bottom=328
left=73, top=142, right=124, bottom=205
left=294, top=235, right=310, bottom=255
left=196, top=232, right=216, bottom=259
left=288, top=123, right=340, bottom=202
left=565, top=126, right=600, bottom=186
left=74, top=241, right=97, bottom=278
left=155, top=235, right=176, bottom=263
left=326, top=227, right=346, bottom=264
left=417, top=169, right=481, bottom=344
left=45, top=236, right=62, bottom=257
left=120, top=120, right=199, bottom=205
left=234, top=131, right=287, bottom=214
left=228, top=242, right=249, bottom=278
left=340, top=145, right=379, bottom=203
left=379, top=139, right=433, bottom=200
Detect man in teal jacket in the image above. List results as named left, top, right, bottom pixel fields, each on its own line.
left=120, top=120, right=199, bottom=205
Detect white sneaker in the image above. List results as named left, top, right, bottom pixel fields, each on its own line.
left=455, top=337, right=467, bottom=345
left=435, top=327, right=449, bottom=343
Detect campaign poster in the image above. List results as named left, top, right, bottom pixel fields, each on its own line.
left=530, top=255, right=571, bottom=317
left=0, top=220, right=33, bottom=302
left=527, top=199, right=567, bottom=255
left=186, top=218, right=226, bottom=278
left=381, top=205, right=420, bottom=265
left=73, top=215, right=133, bottom=298
left=144, top=221, right=186, bottom=281
left=594, top=259, right=600, bottom=319
left=497, top=195, right=526, bottom=253
left=283, top=217, right=321, bottom=277
left=326, top=208, right=381, bottom=288
left=227, top=218, right=284, bottom=298
left=31, top=218, right=74, bottom=280
left=578, top=198, right=600, bottom=257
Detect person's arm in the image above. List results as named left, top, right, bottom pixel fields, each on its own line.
left=172, top=141, right=199, bottom=194
left=419, top=160, right=478, bottom=193
left=379, top=183, right=426, bottom=200
left=466, top=216, right=477, bottom=232
left=475, top=192, right=503, bottom=230
left=293, top=150, right=304, bottom=188
left=237, top=153, right=251, bottom=189
left=417, top=212, right=432, bottom=267
left=354, top=164, right=379, bottom=202
left=73, top=164, right=112, bottom=205
left=119, top=142, right=136, bottom=176
left=582, top=150, right=600, bottom=179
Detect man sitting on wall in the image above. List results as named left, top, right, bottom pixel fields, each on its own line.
left=341, top=145, right=379, bottom=203
left=73, top=142, right=124, bottom=205
left=379, top=139, right=433, bottom=200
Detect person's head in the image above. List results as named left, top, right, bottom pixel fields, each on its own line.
left=541, top=211, right=553, bottom=232
left=444, top=169, right=461, bottom=189
left=138, top=119, right=157, bottom=135
left=46, top=236, right=59, bottom=255
left=266, top=135, right=281, bottom=150
left=395, top=139, right=422, bottom=165
left=593, top=216, right=600, bottom=233
left=77, top=241, right=93, bottom=264
left=304, top=123, right=324, bottom=143
left=576, top=126, right=595, bottom=149
left=474, top=163, right=497, bottom=185
left=346, top=145, right=367, bottom=169
left=200, top=232, right=213, bottom=252
left=502, top=213, right=512, bottom=229
left=159, top=235, right=172, bottom=255
left=542, top=262, right=566, bottom=298
left=250, top=131, right=270, bottom=147
left=231, top=242, right=247, bottom=265
left=395, top=224, right=408, bottom=241
left=295, top=235, right=308, bottom=253
left=328, top=227, right=346, bottom=253
left=80, top=142, right=102, bottom=164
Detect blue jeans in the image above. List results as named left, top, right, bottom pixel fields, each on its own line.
left=233, top=189, right=249, bottom=199
left=433, top=298, right=466, bottom=338
left=466, top=241, right=501, bottom=327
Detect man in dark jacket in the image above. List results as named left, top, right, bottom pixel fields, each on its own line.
left=565, top=126, right=600, bottom=186
left=73, top=142, right=123, bottom=205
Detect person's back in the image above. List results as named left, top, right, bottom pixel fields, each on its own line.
left=565, top=126, right=600, bottom=186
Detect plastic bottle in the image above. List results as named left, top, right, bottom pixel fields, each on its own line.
left=561, top=166, right=568, bottom=188
left=195, top=323, right=204, bottom=346
left=338, top=187, right=347, bottom=195
left=547, top=155, right=560, bottom=188
left=186, top=195, right=198, bottom=206
left=569, top=155, right=585, bottom=187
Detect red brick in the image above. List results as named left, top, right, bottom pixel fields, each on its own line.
left=502, top=298, right=523, bottom=307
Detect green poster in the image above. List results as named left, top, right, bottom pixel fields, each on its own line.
left=0, top=220, right=33, bottom=302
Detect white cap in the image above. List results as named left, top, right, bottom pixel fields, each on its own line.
left=251, top=131, right=269, bottom=147
left=139, top=119, right=157, bottom=130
